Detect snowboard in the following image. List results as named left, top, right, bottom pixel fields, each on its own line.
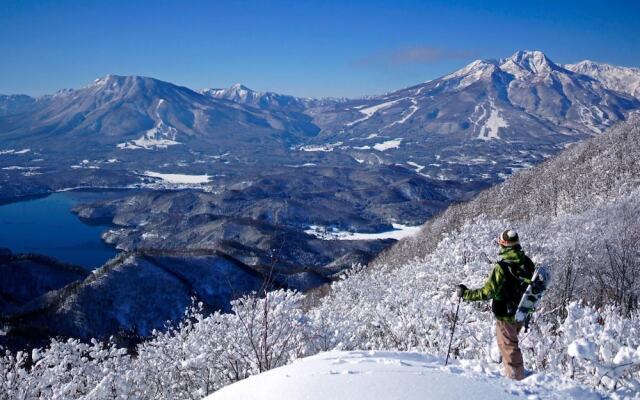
left=515, top=266, right=550, bottom=323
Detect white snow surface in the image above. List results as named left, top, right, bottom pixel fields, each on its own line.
left=117, top=123, right=181, bottom=150
left=373, top=138, right=402, bottom=151
left=346, top=99, right=403, bottom=126
left=117, top=100, right=182, bottom=150
left=384, top=98, right=419, bottom=128
left=568, top=339, right=598, bottom=362
left=0, top=148, right=31, bottom=155
left=205, top=351, right=595, bottom=400
left=474, top=100, right=509, bottom=140
left=143, top=171, right=211, bottom=184
left=407, top=161, right=426, bottom=172
left=500, top=50, right=554, bottom=78
left=298, top=141, right=343, bottom=152
left=305, top=223, right=420, bottom=241
left=442, top=60, right=498, bottom=90
left=1, top=166, right=40, bottom=171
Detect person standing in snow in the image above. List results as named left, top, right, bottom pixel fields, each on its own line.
left=457, top=229, right=535, bottom=380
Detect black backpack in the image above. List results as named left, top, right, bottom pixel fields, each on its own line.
left=492, top=256, right=536, bottom=318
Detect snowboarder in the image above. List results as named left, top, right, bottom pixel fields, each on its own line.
left=457, top=229, right=535, bottom=380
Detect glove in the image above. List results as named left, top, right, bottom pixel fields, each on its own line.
left=456, top=284, right=468, bottom=298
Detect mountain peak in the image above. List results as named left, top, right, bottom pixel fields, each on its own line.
left=500, top=50, right=557, bottom=76
left=508, top=50, right=548, bottom=60
left=85, top=75, right=194, bottom=97
left=444, top=59, right=497, bottom=78
left=230, top=83, right=252, bottom=91
left=571, top=59, right=597, bottom=66
left=566, top=59, right=640, bottom=73
left=90, top=74, right=146, bottom=90
left=92, top=74, right=131, bottom=85
left=205, top=83, right=259, bottom=103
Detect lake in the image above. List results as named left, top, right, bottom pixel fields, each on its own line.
left=0, top=191, right=126, bottom=269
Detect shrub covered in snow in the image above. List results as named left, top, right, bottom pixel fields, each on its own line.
left=377, top=116, right=640, bottom=311
left=0, top=290, right=308, bottom=400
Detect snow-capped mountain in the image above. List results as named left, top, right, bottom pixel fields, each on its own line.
left=564, top=60, right=640, bottom=98
left=0, top=75, right=317, bottom=152
left=290, top=50, right=639, bottom=185
left=308, top=50, right=639, bottom=142
left=0, top=50, right=638, bottom=199
left=202, top=83, right=312, bottom=110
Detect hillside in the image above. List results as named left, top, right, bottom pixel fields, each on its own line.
left=0, top=250, right=88, bottom=318
left=307, top=116, right=640, bottom=396
left=2, top=239, right=382, bottom=348
left=375, top=113, right=640, bottom=269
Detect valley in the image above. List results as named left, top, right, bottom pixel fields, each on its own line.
left=1, top=50, right=640, bottom=349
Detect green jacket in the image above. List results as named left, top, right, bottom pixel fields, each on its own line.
left=463, top=246, right=534, bottom=322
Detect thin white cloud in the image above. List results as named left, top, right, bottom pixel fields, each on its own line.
left=353, top=46, right=475, bottom=67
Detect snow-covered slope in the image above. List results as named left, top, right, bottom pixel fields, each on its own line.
left=565, top=60, right=640, bottom=98
left=307, top=118, right=640, bottom=398
left=206, top=351, right=597, bottom=400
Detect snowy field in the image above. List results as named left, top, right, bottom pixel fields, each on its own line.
left=206, top=351, right=598, bottom=400
left=0, top=148, right=30, bottom=155
left=373, top=138, right=402, bottom=151
left=305, top=223, right=421, bottom=241
left=142, top=171, right=211, bottom=184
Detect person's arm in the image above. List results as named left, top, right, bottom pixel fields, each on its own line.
left=463, top=263, right=505, bottom=301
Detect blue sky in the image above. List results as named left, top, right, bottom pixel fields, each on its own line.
left=1, top=0, right=639, bottom=98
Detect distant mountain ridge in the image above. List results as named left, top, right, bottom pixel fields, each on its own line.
left=0, top=50, right=639, bottom=218
left=201, top=83, right=312, bottom=111
left=0, top=75, right=319, bottom=152
left=0, top=50, right=638, bottom=200
left=2, top=51, right=638, bottom=147
left=308, top=50, right=639, bottom=141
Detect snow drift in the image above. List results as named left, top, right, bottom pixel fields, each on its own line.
left=206, top=351, right=598, bottom=400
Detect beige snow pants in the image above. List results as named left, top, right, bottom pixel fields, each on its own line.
left=496, top=320, right=525, bottom=380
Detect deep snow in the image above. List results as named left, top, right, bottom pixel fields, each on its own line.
left=205, top=351, right=599, bottom=400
